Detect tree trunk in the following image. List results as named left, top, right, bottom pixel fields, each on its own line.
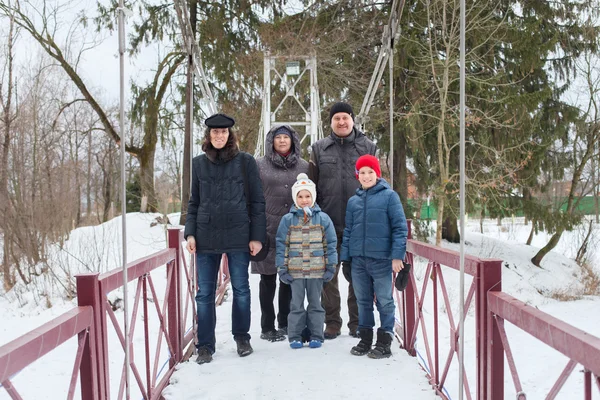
left=575, top=220, right=593, bottom=264
left=442, top=215, right=460, bottom=243
left=531, top=229, right=563, bottom=267
left=180, top=0, right=197, bottom=225
left=395, top=129, right=408, bottom=204
left=526, top=219, right=535, bottom=245
left=479, top=205, right=485, bottom=234
left=86, top=131, right=92, bottom=219
left=180, top=55, right=193, bottom=225
left=435, top=196, right=445, bottom=245
left=138, top=147, right=157, bottom=213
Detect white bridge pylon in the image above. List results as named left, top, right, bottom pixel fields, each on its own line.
left=256, top=53, right=323, bottom=157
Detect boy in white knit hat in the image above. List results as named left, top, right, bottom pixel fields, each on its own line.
left=275, top=173, right=338, bottom=348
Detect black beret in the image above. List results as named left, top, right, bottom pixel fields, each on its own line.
left=205, top=113, right=235, bottom=128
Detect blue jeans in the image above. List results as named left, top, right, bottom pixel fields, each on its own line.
left=195, top=252, right=251, bottom=353
left=351, top=256, right=395, bottom=333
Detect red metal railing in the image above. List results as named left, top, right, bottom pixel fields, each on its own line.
left=487, top=291, right=600, bottom=399
left=0, top=227, right=232, bottom=399
left=0, top=307, right=98, bottom=400
left=396, top=221, right=503, bottom=399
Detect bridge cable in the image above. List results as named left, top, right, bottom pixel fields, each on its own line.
left=458, top=0, right=467, bottom=396
left=356, top=0, right=405, bottom=128
left=173, top=0, right=217, bottom=115
left=117, top=2, right=131, bottom=398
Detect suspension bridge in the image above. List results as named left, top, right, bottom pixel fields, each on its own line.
left=1, top=0, right=600, bottom=398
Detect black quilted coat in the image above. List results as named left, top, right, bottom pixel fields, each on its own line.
left=308, top=128, right=377, bottom=237
left=184, top=142, right=266, bottom=254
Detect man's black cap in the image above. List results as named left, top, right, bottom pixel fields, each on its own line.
left=205, top=113, right=235, bottom=128
left=329, top=102, right=354, bottom=122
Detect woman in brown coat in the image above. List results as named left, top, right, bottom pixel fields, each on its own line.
left=250, top=124, right=308, bottom=342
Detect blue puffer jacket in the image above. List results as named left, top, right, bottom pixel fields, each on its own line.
left=340, top=178, right=407, bottom=261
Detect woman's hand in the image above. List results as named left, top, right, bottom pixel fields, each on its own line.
left=392, top=259, right=404, bottom=273
left=186, top=236, right=196, bottom=254
left=249, top=240, right=263, bottom=256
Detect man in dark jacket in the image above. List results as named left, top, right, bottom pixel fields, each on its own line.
left=185, top=113, right=266, bottom=364
left=308, top=102, right=377, bottom=339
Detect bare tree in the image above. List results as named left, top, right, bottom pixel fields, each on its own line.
left=0, top=1, right=185, bottom=212
left=0, top=0, right=18, bottom=289
left=531, top=49, right=600, bottom=266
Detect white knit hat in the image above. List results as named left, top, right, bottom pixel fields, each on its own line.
left=292, top=173, right=316, bottom=207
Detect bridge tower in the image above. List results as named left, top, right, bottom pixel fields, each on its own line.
left=255, top=53, right=323, bottom=157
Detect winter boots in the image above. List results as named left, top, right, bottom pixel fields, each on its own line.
left=323, top=325, right=341, bottom=340
left=260, top=330, right=286, bottom=342
left=195, top=347, right=213, bottom=365
left=350, top=328, right=373, bottom=356
left=235, top=338, right=254, bottom=357
left=367, top=328, right=393, bottom=359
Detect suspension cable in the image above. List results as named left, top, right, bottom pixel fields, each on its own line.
left=173, top=0, right=217, bottom=115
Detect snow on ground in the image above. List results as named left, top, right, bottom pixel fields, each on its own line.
left=162, top=273, right=433, bottom=400
left=1, top=214, right=599, bottom=399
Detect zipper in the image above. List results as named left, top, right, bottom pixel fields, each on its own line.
left=362, top=190, right=367, bottom=254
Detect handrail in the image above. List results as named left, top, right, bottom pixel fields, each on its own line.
left=0, top=306, right=97, bottom=399
left=488, top=291, right=600, bottom=399
left=488, top=292, right=600, bottom=377
left=0, top=306, right=93, bottom=382
left=99, top=249, right=176, bottom=293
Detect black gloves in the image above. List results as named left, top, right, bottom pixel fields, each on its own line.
left=341, top=261, right=352, bottom=282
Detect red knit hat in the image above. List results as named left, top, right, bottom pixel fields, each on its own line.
left=355, top=154, right=381, bottom=179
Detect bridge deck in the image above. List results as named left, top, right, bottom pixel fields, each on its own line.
left=163, top=273, right=432, bottom=399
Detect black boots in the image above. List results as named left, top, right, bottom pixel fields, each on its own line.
left=368, top=328, right=393, bottom=359
left=260, top=330, right=286, bottom=342
left=195, top=347, right=213, bottom=364
left=235, top=338, right=254, bottom=357
left=350, top=328, right=373, bottom=356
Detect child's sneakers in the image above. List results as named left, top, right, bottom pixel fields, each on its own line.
left=309, top=340, right=323, bottom=348
left=289, top=340, right=303, bottom=349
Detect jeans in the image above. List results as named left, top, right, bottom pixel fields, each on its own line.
left=259, top=273, right=292, bottom=333
left=351, top=256, right=395, bottom=333
left=196, top=252, right=251, bottom=353
left=288, top=278, right=325, bottom=342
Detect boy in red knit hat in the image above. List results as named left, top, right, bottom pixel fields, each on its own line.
left=340, top=155, right=408, bottom=358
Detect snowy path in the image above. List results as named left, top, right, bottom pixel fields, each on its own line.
left=162, top=273, right=433, bottom=399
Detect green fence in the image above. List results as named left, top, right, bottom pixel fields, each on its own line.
left=405, top=196, right=599, bottom=220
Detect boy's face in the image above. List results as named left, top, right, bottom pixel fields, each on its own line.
left=358, top=166, right=378, bottom=189
left=296, top=190, right=313, bottom=208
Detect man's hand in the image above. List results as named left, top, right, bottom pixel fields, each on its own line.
left=249, top=240, right=263, bottom=256
left=392, top=259, right=404, bottom=273
left=186, top=236, right=196, bottom=254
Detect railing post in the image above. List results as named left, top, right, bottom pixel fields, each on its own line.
left=76, top=273, right=106, bottom=400
left=403, top=220, right=417, bottom=356
left=478, top=259, right=502, bottom=400
left=167, top=228, right=182, bottom=366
